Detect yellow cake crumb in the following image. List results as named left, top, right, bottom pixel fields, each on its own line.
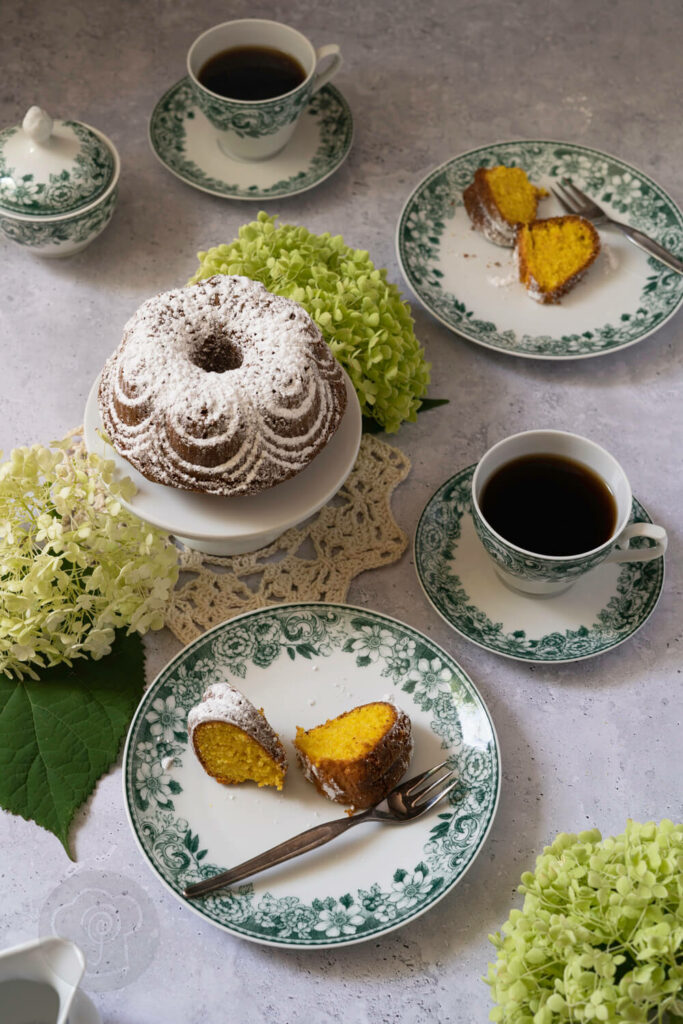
left=484, top=166, right=548, bottom=226
left=516, top=215, right=601, bottom=302
left=193, top=721, right=286, bottom=789
left=294, top=702, right=413, bottom=809
left=295, top=703, right=395, bottom=764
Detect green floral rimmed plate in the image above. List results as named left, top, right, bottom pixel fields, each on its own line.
left=415, top=467, right=665, bottom=663
left=396, top=140, right=683, bottom=359
left=149, top=78, right=353, bottom=200
left=123, top=603, right=500, bottom=948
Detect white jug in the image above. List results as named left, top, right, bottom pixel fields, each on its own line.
left=0, top=937, right=100, bottom=1024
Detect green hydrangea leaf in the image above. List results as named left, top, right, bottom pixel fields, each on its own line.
left=0, top=631, right=144, bottom=859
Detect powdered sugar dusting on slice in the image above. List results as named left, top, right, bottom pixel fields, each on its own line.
left=188, top=680, right=287, bottom=770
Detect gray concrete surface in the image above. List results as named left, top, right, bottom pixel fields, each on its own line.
left=1, top=1, right=681, bottom=1021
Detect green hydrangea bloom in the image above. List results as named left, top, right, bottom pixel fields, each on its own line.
left=0, top=439, right=179, bottom=680
left=189, top=212, right=431, bottom=433
left=487, top=821, right=683, bottom=1023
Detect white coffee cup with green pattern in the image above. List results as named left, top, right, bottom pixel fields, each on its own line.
left=471, top=430, right=667, bottom=597
left=187, top=19, right=342, bottom=161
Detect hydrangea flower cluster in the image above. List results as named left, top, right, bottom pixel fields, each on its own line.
left=0, top=439, right=179, bottom=680
left=487, top=821, right=683, bottom=1024
left=189, top=212, right=431, bottom=434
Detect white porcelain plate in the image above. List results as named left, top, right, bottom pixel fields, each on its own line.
left=397, top=140, right=683, bottom=358
left=415, top=466, right=665, bottom=662
left=83, top=370, right=361, bottom=554
left=149, top=78, right=353, bottom=200
left=123, top=603, right=500, bottom=947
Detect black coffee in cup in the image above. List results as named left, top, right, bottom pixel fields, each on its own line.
left=480, top=453, right=617, bottom=556
left=198, top=45, right=307, bottom=100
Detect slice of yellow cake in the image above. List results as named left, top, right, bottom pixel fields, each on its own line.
left=463, top=166, right=548, bottom=246
left=294, top=702, right=412, bottom=809
left=515, top=215, right=601, bottom=304
left=188, top=681, right=287, bottom=790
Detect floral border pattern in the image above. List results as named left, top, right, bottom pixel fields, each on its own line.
left=397, top=140, right=683, bottom=357
left=0, top=188, right=117, bottom=249
left=471, top=502, right=612, bottom=583
left=415, top=466, right=664, bottom=662
left=125, top=604, right=499, bottom=946
left=0, top=122, right=114, bottom=216
left=192, top=79, right=312, bottom=137
left=149, top=78, right=353, bottom=200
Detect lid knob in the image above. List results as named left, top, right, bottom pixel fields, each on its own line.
left=22, top=106, right=54, bottom=144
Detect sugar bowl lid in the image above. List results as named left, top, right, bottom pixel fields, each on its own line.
left=0, top=106, right=116, bottom=218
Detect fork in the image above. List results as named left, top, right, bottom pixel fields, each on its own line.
left=183, top=758, right=459, bottom=899
left=551, top=178, right=683, bottom=275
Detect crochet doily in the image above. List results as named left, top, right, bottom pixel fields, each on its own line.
left=163, top=435, right=411, bottom=644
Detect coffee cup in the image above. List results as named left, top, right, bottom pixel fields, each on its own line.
left=471, top=430, right=667, bottom=596
left=187, top=19, right=342, bottom=161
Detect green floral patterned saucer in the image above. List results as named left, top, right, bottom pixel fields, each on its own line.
left=415, top=467, right=664, bottom=662
left=123, top=603, right=499, bottom=947
left=149, top=78, right=353, bottom=200
left=397, top=141, right=683, bottom=359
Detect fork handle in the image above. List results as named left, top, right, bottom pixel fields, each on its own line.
left=183, top=810, right=372, bottom=898
left=615, top=222, right=683, bottom=275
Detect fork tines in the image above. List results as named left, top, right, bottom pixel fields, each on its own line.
left=550, top=182, right=579, bottom=214
left=405, top=758, right=458, bottom=807
left=403, top=757, right=452, bottom=794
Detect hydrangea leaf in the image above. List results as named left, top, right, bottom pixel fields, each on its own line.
left=0, top=631, right=144, bottom=859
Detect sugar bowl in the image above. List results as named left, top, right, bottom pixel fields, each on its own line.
left=0, top=106, right=120, bottom=257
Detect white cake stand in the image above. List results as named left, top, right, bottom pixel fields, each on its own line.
left=83, top=370, right=362, bottom=555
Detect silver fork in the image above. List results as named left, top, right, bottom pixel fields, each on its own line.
left=551, top=178, right=683, bottom=275
left=183, top=758, right=459, bottom=899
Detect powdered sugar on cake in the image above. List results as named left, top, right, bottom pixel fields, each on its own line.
left=98, top=275, right=347, bottom=496
left=187, top=680, right=287, bottom=769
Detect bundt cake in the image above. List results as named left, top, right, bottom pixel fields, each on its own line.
left=294, top=702, right=412, bottom=809
left=98, top=275, right=347, bottom=496
left=188, top=681, right=287, bottom=790
left=463, top=166, right=548, bottom=246
left=515, top=215, right=601, bottom=304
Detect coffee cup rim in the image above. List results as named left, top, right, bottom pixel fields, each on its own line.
left=471, top=428, right=633, bottom=562
left=187, top=18, right=317, bottom=105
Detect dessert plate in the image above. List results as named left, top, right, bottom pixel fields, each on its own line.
left=149, top=78, right=353, bottom=200
left=397, top=140, right=683, bottom=359
left=83, top=369, right=362, bottom=555
left=415, top=466, right=665, bottom=662
left=123, top=603, right=500, bottom=948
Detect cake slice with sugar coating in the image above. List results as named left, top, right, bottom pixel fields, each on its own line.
left=294, top=702, right=412, bottom=809
left=464, top=165, right=548, bottom=246
left=515, top=215, right=601, bottom=304
left=188, top=681, right=287, bottom=790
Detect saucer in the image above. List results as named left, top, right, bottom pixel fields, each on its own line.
left=83, top=369, right=361, bottom=555
left=414, top=466, right=665, bottom=663
left=149, top=78, right=353, bottom=200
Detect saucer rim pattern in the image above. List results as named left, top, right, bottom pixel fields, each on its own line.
left=149, top=77, right=353, bottom=200
left=414, top=465, right=665, bottom=663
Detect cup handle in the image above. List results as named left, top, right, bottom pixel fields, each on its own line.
left=604, top=523, right=668, bottom=563
left=312, top=44, right=343, bottom=94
